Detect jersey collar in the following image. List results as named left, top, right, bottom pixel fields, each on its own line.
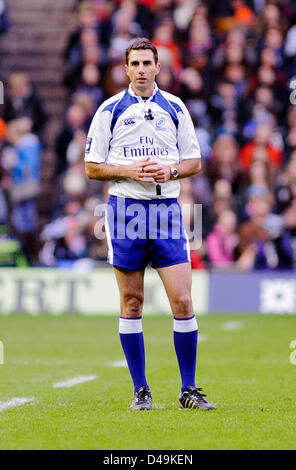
left=128, top=82, right=159, bottom=101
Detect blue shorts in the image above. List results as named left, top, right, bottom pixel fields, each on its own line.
left=105, top=196, right=190, bottom=270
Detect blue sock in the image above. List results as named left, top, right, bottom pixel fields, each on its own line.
left=173, top=315, right=198, bottom=393
left=119, top=316, right=149, bottom=393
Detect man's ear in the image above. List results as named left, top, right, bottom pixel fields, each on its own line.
left=155, top=62, right=161, bottom=76
left=125, top=63, right=129, bottom=77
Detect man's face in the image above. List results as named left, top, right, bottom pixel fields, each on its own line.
left=125, top=49, right=160, bottom=96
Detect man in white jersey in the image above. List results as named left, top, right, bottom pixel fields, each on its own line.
left=85, top=38, right=215, bottom=411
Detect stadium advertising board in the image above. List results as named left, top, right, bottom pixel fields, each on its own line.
left=0, top=268, right=208, bottom=315
left=2, top=268, right=294, bottom=314
left=209, top=271, right=296, bottom=314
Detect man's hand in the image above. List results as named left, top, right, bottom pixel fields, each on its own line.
left=143, top=162, right=171, bottom=183
left=124, top=157, right=157, bottom=182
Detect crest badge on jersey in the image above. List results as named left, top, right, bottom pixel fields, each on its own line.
left=124, top=117, right=136, bottom=126
left=155, top=117, right=166, bottom=131
left=85, top=137, right=92, bottom=153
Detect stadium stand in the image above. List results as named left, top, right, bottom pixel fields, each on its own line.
left=1, top=0, right=296, bottom=271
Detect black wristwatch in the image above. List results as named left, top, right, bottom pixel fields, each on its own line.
left=169, top=166, right=179, bottom=180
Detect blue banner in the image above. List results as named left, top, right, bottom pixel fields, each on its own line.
left=209, top=271, right=296, bottom=314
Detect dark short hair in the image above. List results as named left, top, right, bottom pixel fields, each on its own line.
left=125, top=38, right=158, bottom=65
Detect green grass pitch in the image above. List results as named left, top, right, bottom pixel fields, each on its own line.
left=0, top=313, right=295, bottom=450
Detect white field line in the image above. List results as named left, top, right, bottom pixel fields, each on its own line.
left=198, top=334, right=207, bottom=342
left=0, top=397, right=34, bottom=413
left=53, top=375, right=97, bottom=388
left=110, top=359, right=128, bottom=368
left=221, top=321, right=244, bottom=331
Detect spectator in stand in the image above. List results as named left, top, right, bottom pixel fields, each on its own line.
left=104, top=59, right=130, bottom=97
left=55, top=103, right=89, bottom=176
left=68, top=27, right=99, bottom=71
left=237, top=185, right=293, bottom=270
left=107, top=6, right=137, bottom=63
left=119, top=0, right=156, bottom=38
left=203, top=178, right=235, bottom=237
left=185, top=14, right=213, bottom=63
left=153, top=0, right=174, bottom=18
left=207, top=133, right=244, bottom=197
left=173, top=0, right=198, bottom=44
left=0, top=117, right=8, bottom=225
left=2, top=117, right=41, bottom=265
left=63, top=136, right=88, bottom=202
left=72, top=91, right=96, bottom=129
left=213, top=179, right=234, bottom=213
left=287, top=104, right=296, bottom=130
left=64, top=27, right=104, bottom=91
left=231, top=0, right=255, bottom=28
left=0, top=0, right=8, bottom=35
left=241, top=88, right=281, bottom=143
left=64, top=3, right=101, bottom=61
left=152, top=16, right=182, bottom=78
left=248, top=46, right=288, bottom=125
left=245, top=159, right=274, bottom=196
left=240, top=122, right=283, bottom=171
left=40, top=197, right=89, bottom=268
left=262, top=3, right=282, bottom=30
left=284, top=125, right=296, bottom=165
left=1, top=73, right=47, bottom=136
left=84, top=196, right=109, bottom=263
left=208, top=79, right=241, bottom=138
left=206, top=209, right=238, bottom=268
left=184, top=10, right=213, bottom=90
left=156, top=64, right=179, bottom=95
left=211, top=27, right=256, bottom=72
left=274, top=151, right=296, bottom=215
left=263, top=27, right=285, bottom=67
left=179, top=67, right=210, bottom=131
left=64, top=1, right=112, bottom=64
left=57, top=117, right=104, bottom=217
left=284, top=23, right=296, bottom=78
left=223, top=61, right=248, bottom=103
left=74, top=63, right=103, bottom=109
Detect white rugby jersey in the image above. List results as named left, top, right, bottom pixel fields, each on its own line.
left=85, top=83, right=201, bottom=199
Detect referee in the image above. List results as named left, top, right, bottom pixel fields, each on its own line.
left=85, top=38, right=215, bottom=411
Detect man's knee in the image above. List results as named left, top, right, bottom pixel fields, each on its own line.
left=123, top=293, right=144, bottom=317
left=173, top=292, right=193, bottom=317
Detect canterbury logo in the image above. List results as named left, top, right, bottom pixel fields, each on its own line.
left=124, top=117, right=136, bottom=126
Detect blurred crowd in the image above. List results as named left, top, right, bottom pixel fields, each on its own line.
left=1, top=0, right=296, bottom=271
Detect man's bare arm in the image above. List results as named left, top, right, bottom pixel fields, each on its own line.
left=85, top=157, right=202, bottom=183
left=85, top=158, right=156, bottom=182
left=174, top=158, right=202, bottom=179
left=85, top=161, right=125, bottom=181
